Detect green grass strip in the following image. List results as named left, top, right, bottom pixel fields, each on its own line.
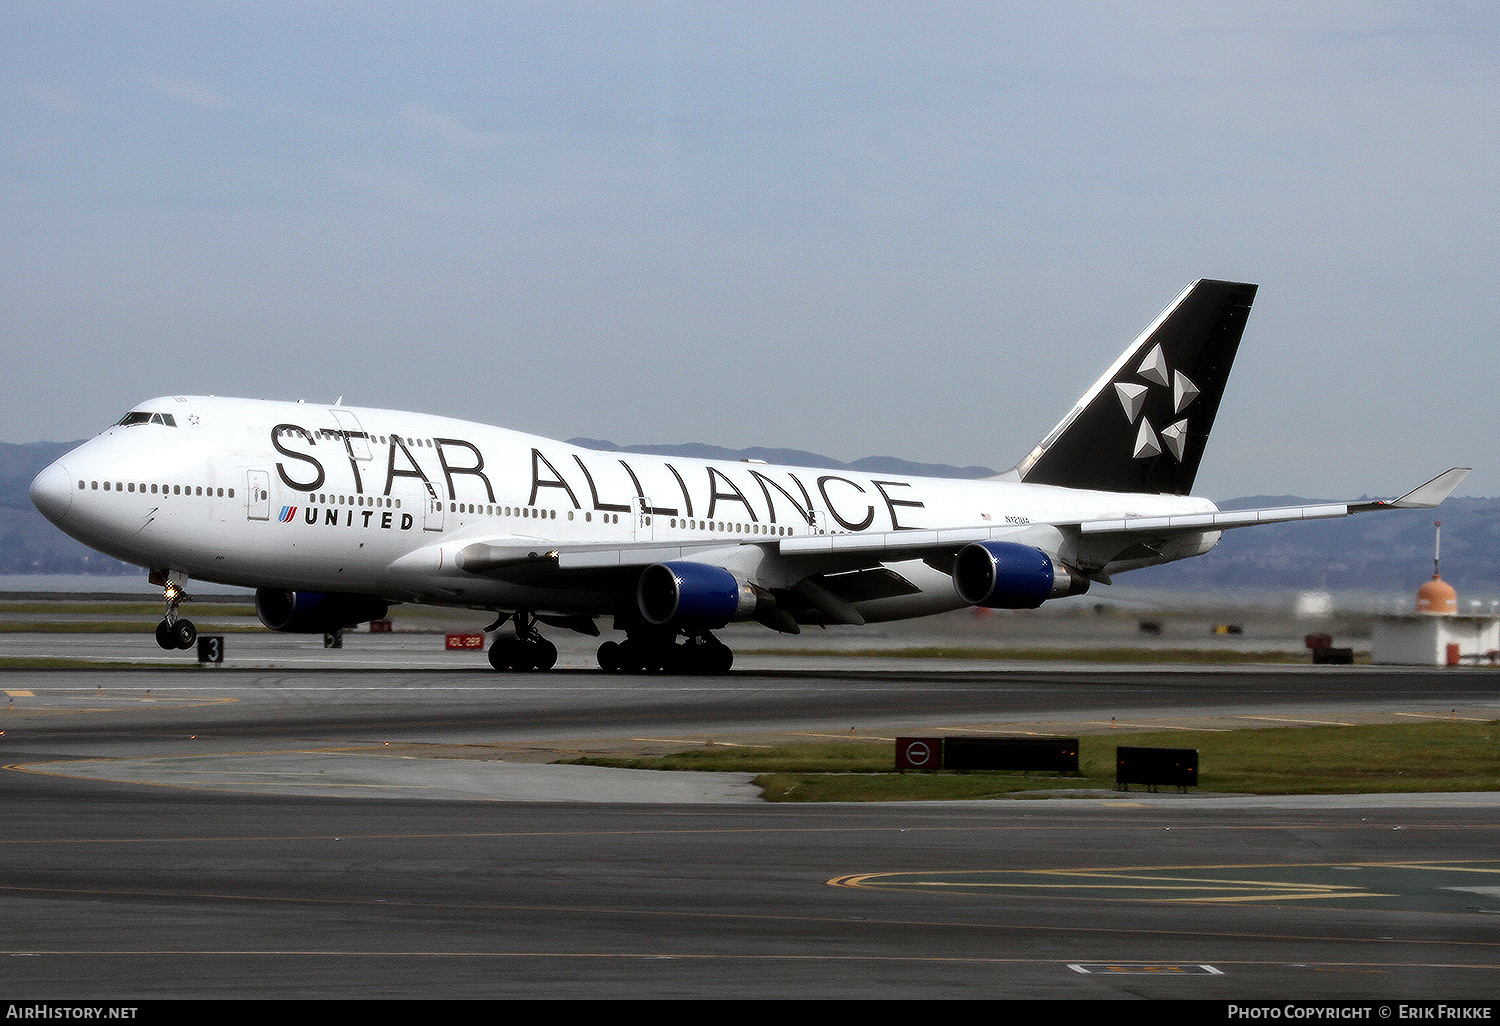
left=565, top=720, right=1500, bottom=801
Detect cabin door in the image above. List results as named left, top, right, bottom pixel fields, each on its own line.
left=246, top=470, right=271, bottom=521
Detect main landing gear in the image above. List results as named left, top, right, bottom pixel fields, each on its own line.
left=480, top=614, right=734, bottom=676
left=487, top=611, right=558, bottom=671
left=153, top=578, right=197, bottom=651
left=596, top=629, right=733, bottom=676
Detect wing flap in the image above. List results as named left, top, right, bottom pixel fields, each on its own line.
left=456, top=538, right=753, bottom=582
left=1078, top=502, right=1353, bottom=536
left=556, top=542, right=748, bottom=571
left=778, top=527, right=996, bottom=557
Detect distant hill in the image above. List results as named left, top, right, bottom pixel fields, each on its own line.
left=1, top=440, right=135, bottom=575
left=1128, top=495, right=1496, bottom=594
left=568, top=438, right=998, bottom=480
left=4, top=438, right=1491, bottom=595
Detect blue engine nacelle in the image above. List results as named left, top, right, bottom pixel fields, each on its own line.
left=951, top=541, right=1090, bottom=609
left=255, top=589, right=390, bottom=633
left=637, top=562, right=761, bottom=628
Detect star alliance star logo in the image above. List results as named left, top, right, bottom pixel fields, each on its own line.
left=1114, top=344, right=1198, bottom=461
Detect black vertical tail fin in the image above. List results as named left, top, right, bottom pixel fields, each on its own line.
left=1004, top=279, right=1257, bottom=495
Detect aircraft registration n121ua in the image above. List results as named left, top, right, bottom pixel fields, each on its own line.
left=30, top=280, right=1468, bottom=674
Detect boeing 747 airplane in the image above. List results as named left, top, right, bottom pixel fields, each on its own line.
left=29, top=280, right=1468, bottom=673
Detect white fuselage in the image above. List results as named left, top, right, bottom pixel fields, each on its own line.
left=29, top=396, right=1220, bottom=623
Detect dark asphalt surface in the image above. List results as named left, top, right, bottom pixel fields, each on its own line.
left=1, top=660, right=1498, bottom=1001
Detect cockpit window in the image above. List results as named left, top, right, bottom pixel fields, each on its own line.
left=115, top=412, right=177, bottom=427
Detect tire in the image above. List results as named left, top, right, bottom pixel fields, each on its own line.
left=488, top=638, right=515, bottom=670
left=531, top=638, right=558, bottom=671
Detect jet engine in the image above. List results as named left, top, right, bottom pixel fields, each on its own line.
left=951, top=541, right=1089, bottom=609
left=636, top=561, right=762, bottom=628
left=255, top=589, right=390, bottom=633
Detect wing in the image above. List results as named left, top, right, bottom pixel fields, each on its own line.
left=447, top=468, right=1469, bottom=629
left=765, top=467, right=1472, bottom=584
left=1065, top=467, right=1471, bottom=581
left=457, top=468, right=1469, bottom=578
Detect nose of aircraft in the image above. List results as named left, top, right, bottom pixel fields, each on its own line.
left=29, top=461, right=73, bottom=527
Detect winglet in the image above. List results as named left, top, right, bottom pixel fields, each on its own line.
left=1352, top=468, right=1471, bottom=512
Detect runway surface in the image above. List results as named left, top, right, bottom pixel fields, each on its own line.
left=2, top=636, right=1499, bottom=1000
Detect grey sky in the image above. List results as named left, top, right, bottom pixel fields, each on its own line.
left=3, top=2, right=1496, bottom=500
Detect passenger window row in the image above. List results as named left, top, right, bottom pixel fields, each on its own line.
left=434, top=503, right=793, bottom=536
left=79, top=480, right=232, bottom=498
left=311, top=494, right=402, bottom=508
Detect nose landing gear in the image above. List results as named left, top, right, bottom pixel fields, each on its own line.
left=153, top=576, right=197, bottom=650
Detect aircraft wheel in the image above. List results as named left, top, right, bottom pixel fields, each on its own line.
left=155, top=619, right=176, bottom=650
left=173, top=619, right=197, bottom=650
left=596, top=641, right=621, bottom=673
left=614, top=639, right=647, bottom=674
left=706, top=641, right=733, bottom=675
left=490, top=637, right=530, bottom=671
left=673, top=637, right=733, bottom=675
left=641, top=642, right=672, bottom=674
left=530, top=638, right=557, bottom=671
